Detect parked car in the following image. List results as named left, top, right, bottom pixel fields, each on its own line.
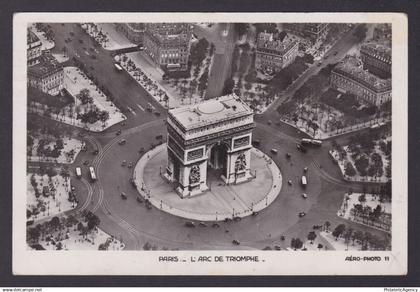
left=120, top=192, right=127, bottom=200
left=288, top=180, right=292, bottom=186
left=212, top=223, right=220, bottom=228
left=116, top=129, right=122, bottom=136
left=303, top=167, right=308, bottom=172
left=199, top=222, right=207, bottom=227
left=274, top=245, right=281, bottom=250
left=121, top=160, right=127, bottom=166
left=118, top=139, right=126, bottom=145
left=296, top=143, right=307, bottom=153
left=185, top=221, right=195, bottom=228
left=136, top=197, right=143, bottom=203
left=128, top=162, right=133, bottom=168
left=93, top=149, right=99, bottom=155
left=83, top=160, right=90, bottom=166
left=252, top=211, right=259, bottom=216
left=298, top=212, right=306, bottom=217
left=302, top=193, right=308, bottom=199
left=232, top=240, right=240, bottom=245
left=286, top=153, right=291, bottom=159
left=233, top=216, right=242, bottom=222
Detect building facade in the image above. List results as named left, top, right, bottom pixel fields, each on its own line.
left=28, top=52, right=64, bottom=96
left=27, top=29, right=42, bottom=67
left=283, top=23, right=329, bottom=45
left=360, top=42, right=392, bottom=79
left=255, top=32, right=299, bottom=74
left=143, top=23, right=192, bottom=72
left=331, top=60, right=391, bottom=107
left=114, top=23, right=145, bottom=44
left=165, top=94, right=255, bottom=198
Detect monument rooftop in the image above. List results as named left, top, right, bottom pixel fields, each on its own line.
left=169, top=94, right=253, bottom=131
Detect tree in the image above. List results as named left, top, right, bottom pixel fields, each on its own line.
left=27, top=227, right=40, bottom=243
left=344, top=161, right=356, bottom=177
left=190, top=38, right=209, bottom=66
left=307, top=231, right=317, bottom=244
left=291, top=238, right=303, bottom=250
left=222, top=78, right=235, bottom=95
left=77, top=89, right=93, bottom=105
left=324, top=221, right=331, bottom=232
left=355, top=155, right=369, bottom=176
left=234, top=23, right=248, bottom=37
left=317, top=243, right=323, bottom=250
left=50, top=216, right=61, bottom=230
left=332, top=224, right=346, bottom=240
left=358, top=194, right=366, bottom=205
left=343, top=227, right=354, bottom=249
left=85, top=211, right=100, bottom=230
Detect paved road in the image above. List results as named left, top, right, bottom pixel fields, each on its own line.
left=50, top=23, right=162, bottom=131
left=263, top=25, right=362, bottom=116
left=202, top=23, right=237, bottom=99
left=29, top=23, right=388, bottom=251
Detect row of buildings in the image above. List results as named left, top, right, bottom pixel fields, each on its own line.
left=255, top=23, right=330, bottom=74
left=27, top=27, right=64, bottom=96
left=115, top=23, right=192, bottom=72
left=331, top=24, right=392, bottom=107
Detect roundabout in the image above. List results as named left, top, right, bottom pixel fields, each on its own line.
left=134, top=143, right=282, bottom=222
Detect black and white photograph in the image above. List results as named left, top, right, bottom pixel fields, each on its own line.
left=12, top=12, right=408, bottom=275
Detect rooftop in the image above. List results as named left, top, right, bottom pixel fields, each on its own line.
left=28, top=52, right=63, bottom=78
left=333, top=58, right=391, bottom=92
left=27, top=28, right=41, bottom=45
left=361, top=42, right=392, bottom=63
left=256, top=31, right=298, bottom=56
left=146, top=23, right=191, bottom=47
left=169, top=94, right=253, bottom=131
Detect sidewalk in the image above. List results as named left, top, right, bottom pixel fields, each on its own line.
left=280, top=116, right=391, bottom=140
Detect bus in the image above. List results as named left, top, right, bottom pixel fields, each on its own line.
left=301, top=175, right=307, bottom=187
left=114, top=63, right=123, bottom=71
left=89, top=167, right=97, bottom=182
left=75, top=167, right=82, bottom=178
left=301, top=138, right=322, bottom=147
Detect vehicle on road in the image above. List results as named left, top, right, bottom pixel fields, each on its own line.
left=233, top=216, right=242, bottom=222
left=114, top=63, right=123, bottom=71
left=118, top=139, right=126, bottom=145
left=271, top=149, right=278, bottom=154
left=130, top=178, right=137, bottom=187
left=155, top=134, right=163, bottom=140
left=120, top=192, right=127, bottom=200
left=93, top=149, right=99, bottom=155
left=75, top=167, right=82, bottom=178
left=136, top=196, right=143, bottom=203
left=71, top=185, right=76, bottom=191
left=286, top=153, right=291, bottom=159
left=185, top=221, right=195, bottom=228
left=212, top=223, right=220, bottom=228
left=296, top=143, right=307, bottom=153
left=301, top=138, right=322, bottom=147
left=116, top=129, right=122, bottom=135
left=128, top=162, right=133, bottom=168
left=274, top=245, right=281, bottom=250
left=267, top=120, right=272, bottom=125
left=299, top=212, right=306, bottom=217
left=83, top=160, right=90, bottom=166
left=252, top=139, right=261, bottom=146
left=121, top=160, right=127, bottom=167
left=288, top=180, right=292, bottom=186
left=232, top=240, right=240, bottom=245
left=199, top=222, right=207, bottom=227
left=301, top=176, right=307, bottom=187
left=146, top=103, right=154, bottom=112
left=252, top=211, right=259, bottom=216
left=89, top=167, right=97, bottom=182
left=303, top=167, right=308, bottom=172
left=302, top=193, right=308, bottom=199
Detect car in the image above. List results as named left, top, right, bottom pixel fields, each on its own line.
left=296, top=143, right=307, bottom=153
left=155, top=134, right=163, bottom=140
left=71, top=185, right=76, bottom=191
left=288, top=180, right=292, bottom=186
left=130, top=178, right=137, bottom=187
left=274, top=245, right=281, bottom=250
left=334, top=51, right=338, bottom=56
left=232, top=240, right=240, bottom=245
left=121, top=160, right=127, bottom=166
left=224, top=218, right=232, bottom=223
left=116, top=129, right=122, bottom=136
left=252, top=211, right=259, bottom=216
left=199, top=222, right=207, bottom=227
left=233, top=216, right=242, bottom=222
left=93, top=149, right=99, bottom=155
left=212, top=223, right=220, bottom=228
left=120, top=192, right=127, bottom=200
left=83, top=160, right=89, bottom=166
left=118, top=139, right=126, bottom=145
left=81, top=145, right=87, bottom=152
left=270, top=149, right=278, bottom=154
left=128, top=162, right=133, bottom=168
left=136, top=197, right=143, bottom=203
left=122, top=122, right=126, bottom=126
left=267, top=120, right=272, bottom=125
left=298, top=212, right=306, bottom=217
left=185, top=221, right=195, bottom=228
left=286, top=153, right=291, bottom=159
left=302, top=193, right=308, bottom=199
left=303, top=167, right=308, bottom=172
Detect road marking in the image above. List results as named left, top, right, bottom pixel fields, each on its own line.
left=127, top=106, right=137, bottom=115
left=136, top=103, right=145, bottom=111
